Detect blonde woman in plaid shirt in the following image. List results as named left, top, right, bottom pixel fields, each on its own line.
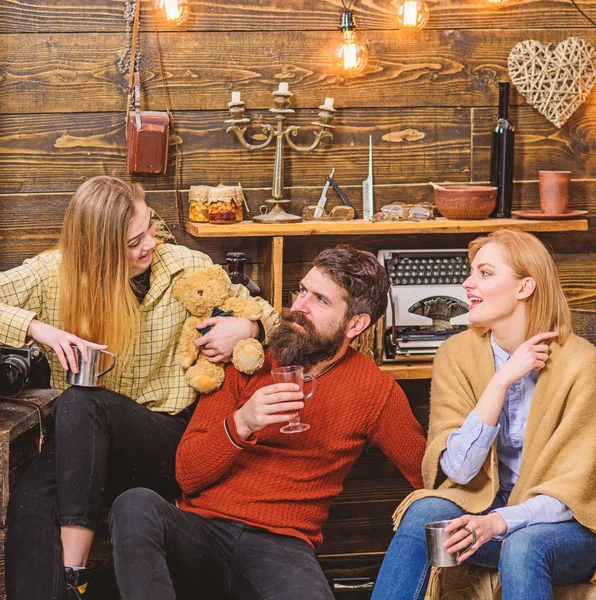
left=1, top=176, right=279, bottom=600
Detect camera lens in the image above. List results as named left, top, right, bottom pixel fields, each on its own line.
left=0, top=355, right=29, bottom=397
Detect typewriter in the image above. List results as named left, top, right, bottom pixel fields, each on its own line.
left=377, top=249, right=471, bottom=360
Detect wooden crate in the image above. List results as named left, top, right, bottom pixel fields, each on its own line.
left=0, top=388, right=57, bottom=599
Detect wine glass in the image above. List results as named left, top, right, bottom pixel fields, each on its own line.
left=271, top=365, right=316, bottom=434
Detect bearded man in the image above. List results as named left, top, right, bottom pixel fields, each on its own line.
left=108, top=245, right=426, bottom=600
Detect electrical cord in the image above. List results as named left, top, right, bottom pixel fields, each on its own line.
left=569, top=0, right=596, bottom=28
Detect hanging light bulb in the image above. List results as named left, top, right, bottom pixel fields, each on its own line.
left=335, top=11, right=368, bottom=74
left=154, top=0, right=189, bottom=24
left=396, top=0, right=430, bottom=29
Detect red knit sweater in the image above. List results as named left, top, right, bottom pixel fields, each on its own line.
left=176, top=348, right=426, bottom=547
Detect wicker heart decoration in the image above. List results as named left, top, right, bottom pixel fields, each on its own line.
left=508, top=37, right=596, bottom=128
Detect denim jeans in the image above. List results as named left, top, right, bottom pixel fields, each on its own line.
left=371, top=497, right=596, bottom=600
left=5, top=386, right=194, bottom=600
left=108, top=487, right=335, bottom=600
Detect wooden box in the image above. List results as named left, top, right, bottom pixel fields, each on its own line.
left=0, top=388, right=57, bottom=599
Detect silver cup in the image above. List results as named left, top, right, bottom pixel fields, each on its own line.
left=66, top=346, right=116, bottom=387
left=425, top=520, right=476, bottom=567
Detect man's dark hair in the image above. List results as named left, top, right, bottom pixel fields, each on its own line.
left=313, top=245, right=390, bottom=326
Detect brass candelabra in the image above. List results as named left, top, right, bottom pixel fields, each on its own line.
left=225, top=83, right=336, bottom=223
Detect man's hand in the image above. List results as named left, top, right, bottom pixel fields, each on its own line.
left=443, top=512, right=507, bottom=562
left=494, top=331, right=558, bottom=388
left=233, top=383, right=304, bottom=439
left=27, top=319, right=107, bottom=373
left=195, top=317, right=259, bottom=363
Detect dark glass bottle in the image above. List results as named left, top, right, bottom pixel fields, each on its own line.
left=226, top=252, right=261, bottom=297
left=490, top=81, right=515, bottom=218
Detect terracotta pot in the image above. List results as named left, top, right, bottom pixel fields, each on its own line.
left=539, top=171, right=571, bottom=214
left=433, top=185, right=497, bottom=220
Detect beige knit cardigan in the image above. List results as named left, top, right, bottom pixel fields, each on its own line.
left=392, top=329, right=596, bottom=593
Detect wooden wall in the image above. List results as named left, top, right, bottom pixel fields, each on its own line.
left=2, top=0, right=596, bottom=298
left=2, top=1, right=596, bottom=589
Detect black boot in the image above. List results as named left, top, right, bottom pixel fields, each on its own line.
left=65, top=567, right=88, bottom=599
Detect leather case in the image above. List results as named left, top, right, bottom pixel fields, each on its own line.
left=126, top=74, right=169, bottom=175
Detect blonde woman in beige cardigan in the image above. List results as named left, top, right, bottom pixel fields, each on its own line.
left=372, top=230, right=596, bottom=600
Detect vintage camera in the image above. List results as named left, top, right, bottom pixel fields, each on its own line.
left=0, top=343, right=51, bottom=397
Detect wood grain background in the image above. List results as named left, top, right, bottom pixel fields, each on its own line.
left=2, top=1, right=596, bottom=281
left=2, top=0, right=596, bottom=590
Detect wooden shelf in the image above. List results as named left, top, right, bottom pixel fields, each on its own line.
left=185, top=217, right=589, bottom=313
left=380, top=362, right=433, bottom=380
left=186, top=217, right=588, bottom=238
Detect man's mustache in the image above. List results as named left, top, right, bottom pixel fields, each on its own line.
left=283, top=311, right=314, bottom=333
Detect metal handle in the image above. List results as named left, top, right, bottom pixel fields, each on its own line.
left=456, top=526, right=477, bottom=558
left=97, top=350, right=116, bottom=378
left=329, top=176, right=353, bottom=208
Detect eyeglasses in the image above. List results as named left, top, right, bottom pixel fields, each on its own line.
left=302, top=205, right=355, bottom=221
left=371, top=202, right=434, bottom=222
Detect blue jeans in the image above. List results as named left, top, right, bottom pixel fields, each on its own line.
left=372, top=497, right=596, bottom=600
left=109, top=488, right=335, bottom=600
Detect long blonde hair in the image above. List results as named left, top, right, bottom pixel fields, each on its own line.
left=468, top=229, right=572, bottom=344
left=59, top=176, right=145, bottom=367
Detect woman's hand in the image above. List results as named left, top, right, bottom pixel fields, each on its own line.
left=27, top=319, right=107, bottom=373
left=443, top=512, right=507, bottom=562
left=194, top=317, right=259, bottom=363
left=494, top=331, right=558, bottom=388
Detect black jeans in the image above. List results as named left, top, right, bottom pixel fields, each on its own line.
left=5, top=386, right=194, bottom=600
left=109, top=488, right=335, bottom=600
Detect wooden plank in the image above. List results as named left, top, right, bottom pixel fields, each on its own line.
left=4, top=29, right=596, bottom=113
left=186, top=218, right=588, bottom=238
left=272, top=237, right=284, bottom=312
left=319, top=500, right=400, bottom=555
left=379, top=363, right=433, bottom=380
left=319, top=551, right=385, bottom=591
left=472, top=105, right=596, bottom=182
left=555, top=253, right=596, bottom=309
left=256, top=238, right=273, bottom=306
left=1, top=0, right=596, bottom=33
left=0, top=108, right=471, bottom=193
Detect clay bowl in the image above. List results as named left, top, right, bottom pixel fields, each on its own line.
left=433, top=185, right=497, bottom=220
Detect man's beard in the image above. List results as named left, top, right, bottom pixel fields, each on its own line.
left=268, top=310, right=348, bottom=369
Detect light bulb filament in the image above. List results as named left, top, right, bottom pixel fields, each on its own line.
left=342, top=31, right=358, bottom=71
left=165, top=0, right=182, bottom=20
left=403, top=0, right=418, bottom=27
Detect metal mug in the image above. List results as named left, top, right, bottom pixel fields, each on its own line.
left=425, top=520, right=476, bottom=567
left=66, top=346, right=116, bottom=387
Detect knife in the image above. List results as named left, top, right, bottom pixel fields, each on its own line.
left=314, top=168, right=335, bottom=218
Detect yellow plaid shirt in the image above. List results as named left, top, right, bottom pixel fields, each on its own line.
left=0, top=244, right=279, bottom=414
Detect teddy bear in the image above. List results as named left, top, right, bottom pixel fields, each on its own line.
left=173, top=264, right=265, bottom=394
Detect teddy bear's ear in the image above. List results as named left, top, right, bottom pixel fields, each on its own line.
left=173, top=274, right=190, bottom=298
left=209, top=264, right=226, bottom=276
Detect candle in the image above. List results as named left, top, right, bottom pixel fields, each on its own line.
left=322, top=97, right=335, bottom=110
left=278, top=82, right=289, bottom=94
left=231, top=91, right=241, bottom=104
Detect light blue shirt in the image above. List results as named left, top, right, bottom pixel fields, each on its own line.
left=439, top=334, right=572, bottom=537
